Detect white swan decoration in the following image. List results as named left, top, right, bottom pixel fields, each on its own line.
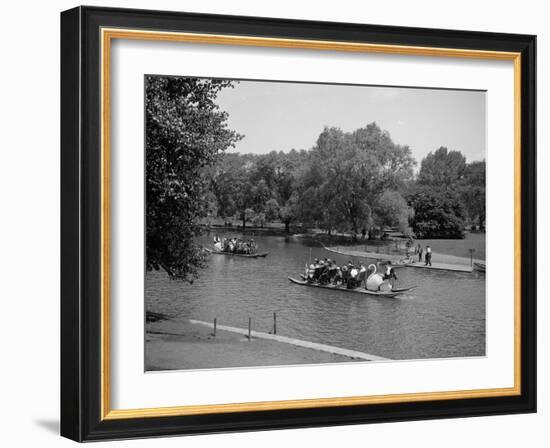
left=366, top=263, right=392, bottom=291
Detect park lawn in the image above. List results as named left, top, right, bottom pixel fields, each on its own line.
left=416, top=232, right=485, bottom=260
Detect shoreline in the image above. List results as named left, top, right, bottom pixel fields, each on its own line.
left=322, top=245, right=479, bottom=272
left=203, top=225, right=486, bottom=260
left=145, top=317, right=371, bottom=371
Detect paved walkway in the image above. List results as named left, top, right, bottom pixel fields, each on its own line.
left=189, top=319, right=389, bottom=362
left=323, top=245, right=475, bottom=273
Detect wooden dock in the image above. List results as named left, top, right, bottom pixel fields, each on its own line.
left=405, top=261, right=473, bottom=273
left=323, top=246, right=474, bottom=273
left=189, top=319, right=389, bottom=362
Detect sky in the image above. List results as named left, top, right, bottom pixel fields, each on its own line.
left=215, top=80, right=486, bottom=164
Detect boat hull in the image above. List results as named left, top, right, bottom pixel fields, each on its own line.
left=474, top=262, right=486, bottom=272
left=288, top=277, right=414, bottom=298
left=207, top=247, right=268, bottom=258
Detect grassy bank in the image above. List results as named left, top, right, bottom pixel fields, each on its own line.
left=145, top=317, right=360, bottom=371
left=415, top=232, right=485, bottom=260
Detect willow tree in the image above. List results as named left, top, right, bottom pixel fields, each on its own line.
left=417, top=146, right=467, bottom=188
left=146, top=76, right=242, bottom=280
left=300, top=124, right=415, bottom=237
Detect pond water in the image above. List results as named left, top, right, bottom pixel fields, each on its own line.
left=146, top=234, right=486, bottom=360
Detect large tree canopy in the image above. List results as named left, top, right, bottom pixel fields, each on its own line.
left=209, top=149, right=308, bottom=232
left=204, top=124, right=483, bottom=241
left=459, top=160, right=486, bottom=229
left=206, top=123, right=416, bottom=237
left=146, top=76, right=242, bottom=280
left=408, top=187, right=466, bottom=239
left=298, top=123, right=415, bottom=236
left=417, top=146, right=466, bottom=188
left=409, top=147, right=484, bottom=237
left=374, top=190, right=411, bottom=232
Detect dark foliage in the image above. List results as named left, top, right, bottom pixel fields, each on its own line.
left=408, top=187, right=466, bottom=238
left=146, top=76, right=242, bottom=280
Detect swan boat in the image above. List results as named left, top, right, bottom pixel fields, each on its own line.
left=290, top=263, right=416, bottom=298
left=206, top=247, right=269, bottom=258
left=288, top=277, right=415, bottom=298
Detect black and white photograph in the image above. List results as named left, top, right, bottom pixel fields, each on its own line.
left=144, top=76, right=487, bottom=371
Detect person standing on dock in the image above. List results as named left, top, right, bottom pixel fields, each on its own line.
left=425, top=245, right=432, bottom=266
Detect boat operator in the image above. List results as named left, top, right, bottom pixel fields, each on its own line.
left=383, top=261, right=398, bottom=284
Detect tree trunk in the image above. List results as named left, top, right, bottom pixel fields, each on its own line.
left=285, top=220, right=290, bottom=233
left=352, top=222, right=358, bottom=240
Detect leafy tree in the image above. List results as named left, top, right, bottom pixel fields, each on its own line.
left=302, top=127, right=368, bottom=234
left=418, top=146, right=466, bottom=188
left=204, top=122, right=483, bottom=241
left=232, top=170, right=257, bottom=229
left=209, top=153, right=254, bottom=220
left=460, top=160, right=486, bottom=229
left=210, top=169, right=238, bottom=219
left=202, top=190, right=219, bottom=227
left=249, top=151, right=278, bottom=190
left=252, top=179, right=271, bottom=212
left=299, top=123, right=415, bottom=237
left=463, top=160, right=485, bottom=186
left=244, top=208, right=256, bottom=224
left=352, top=123, right=415, bottom=190
left=408, top=187, right=466, bottom=238
left=252, top=212, right=266, bottom=228
left=146, top=76, right=242, bottom=280
left=294, top=185, right=323, bottom=228
left=251, top=151, right=302, bottom=230
left=212, top=150, right=305, bottom=232
left=460, top=186, right=485, bottom=230
left=279, top=193, right=299, bottom=233
left=411, top=148, right=484, bottom=237
left=264, top=198, right=280, bottom=222
left=374, top=190, right=411, bottom=233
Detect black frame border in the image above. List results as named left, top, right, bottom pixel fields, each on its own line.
left=61, top=6, right=536, bottom=442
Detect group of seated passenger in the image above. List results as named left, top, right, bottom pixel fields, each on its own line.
left=214, top=236, right=258, bottom=254
left=304, top=258, right=398, bottom=290
left=304, top=258, right=369, bottom=289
